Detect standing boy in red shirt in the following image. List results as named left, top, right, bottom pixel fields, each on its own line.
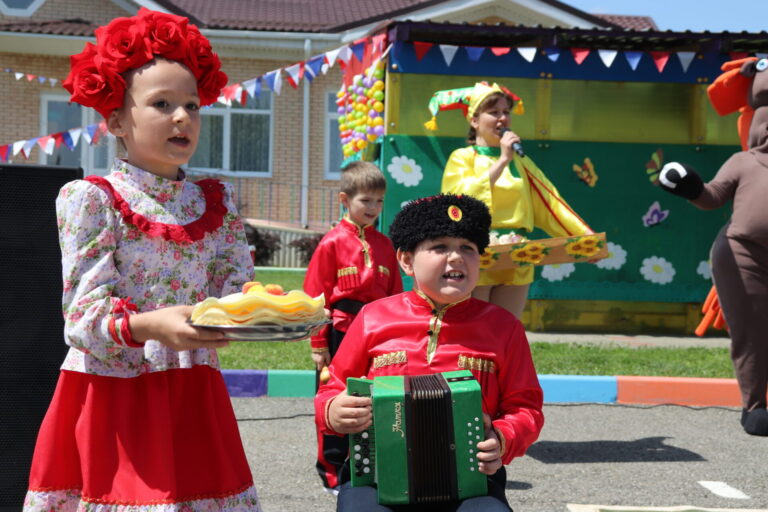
left=304, top=160, right=402, bottom=493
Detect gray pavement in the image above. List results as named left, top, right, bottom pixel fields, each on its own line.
left=237, top=397, right=767, bottom=512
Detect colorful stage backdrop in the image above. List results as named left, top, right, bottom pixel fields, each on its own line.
left=372, top=40, right=740, bottom=305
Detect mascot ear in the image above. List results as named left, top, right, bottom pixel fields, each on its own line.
left=741, top=59, right=757, bottom=78
left=707, top=57, right=757, bottom=116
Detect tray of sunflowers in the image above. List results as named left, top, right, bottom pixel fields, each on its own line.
left=480, top=232, right=608, bottom=271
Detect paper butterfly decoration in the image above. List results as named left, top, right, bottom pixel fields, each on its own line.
left=646, top=149, right=664, bottom=184
left=642, top=200, right=669, bottom=227
left=572, top=157, right=598, bottom=187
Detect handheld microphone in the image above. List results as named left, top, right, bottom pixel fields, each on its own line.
left=498, top=128, right=525, bottom=157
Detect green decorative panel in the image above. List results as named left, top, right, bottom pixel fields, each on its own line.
left=377, top=135, right=737, bottom=302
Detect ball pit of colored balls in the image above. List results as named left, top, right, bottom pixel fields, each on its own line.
left=336, top=60, right=387, bottom=158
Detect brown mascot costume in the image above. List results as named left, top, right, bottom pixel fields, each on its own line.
left=659, top=57, right=768, bottom=436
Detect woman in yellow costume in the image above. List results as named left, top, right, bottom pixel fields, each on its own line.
left=427, top=82, right=593, bottom=318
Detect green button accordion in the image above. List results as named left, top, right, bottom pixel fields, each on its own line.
left=347, top=370, right=487, bottom=505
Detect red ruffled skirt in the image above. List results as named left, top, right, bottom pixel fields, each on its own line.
left=25, top=366, right=260, bottom=511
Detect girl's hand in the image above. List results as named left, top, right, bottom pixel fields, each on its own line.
left=312, top=350, right=331, bottom=370
left=129, top=305, right=229, bottom=351
left=476, top=413, right=503, bottom=475
left=499, top=129, right=521, bottom=163
left=328, top=391, right=372, bottom=434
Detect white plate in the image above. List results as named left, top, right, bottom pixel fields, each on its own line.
left=189, top=319, right=331, bottom=342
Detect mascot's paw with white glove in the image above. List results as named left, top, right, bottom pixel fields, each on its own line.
left=658, top=162, right=704, bottom=200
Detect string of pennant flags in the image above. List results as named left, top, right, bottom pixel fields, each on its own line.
left=4, top=34, right=768, bottom=162
left=3, top=67, right=61, bottom=88
left=0, top=34, right=386, bottom=162
left=410, top=42, right=768, bottom=73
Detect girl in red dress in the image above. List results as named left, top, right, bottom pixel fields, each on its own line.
left=24, top=9, right=261, bottom=511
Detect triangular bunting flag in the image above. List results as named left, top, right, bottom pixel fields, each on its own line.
left=53, top=132, right=65, bottom=149
left=0, top=145, right=9, bottom=162
left=49, top=78, right=58, bottom=87
left=571, top=48, right=590, bottom=65
left=371, top=33, right=387, bottom=56
left=677, top=51, right=696, bottom=73
left=650, top=51, right=670, bottom=73
left=12, top=140, right=26, bottom=156
left=82, top=124, right=99, bottom=145
left=465, top=46, right=485, bottom=62
left=37, top=76, right=46, bottom=84
left=624, top=51, right=643, bottom=71
left=242, top=77, right=261, bottom=98
left=325, top=47, right=342, bottom=68
left=37, top=135, right=55, bottom=155
left=221, top=84, right=241, bottom=102
left=439, top=45, right=459, bottom=67
left=285, top=63, right=302, bottom=88
left=337, top=45, right=353, bottom=66
left=597, top=49, right=618, bottom=68
left=490, top=47, right=511, bottom=56
left=271, top=69, right=283, bottom=95
left=413, top=41, right=433, bottom=61
left=22, top=138, right=37, bottom=158
left=544, top=48, right=560, bottom=62
left=517, top=47, right=537, bottom=63
left=26, top=74, right=35, bottom=81
left=350, top=41, right=365, bottom=63
left=67, top=128, right=82, bottom=149
left=14, top=72, right=23, bottom=80
left=305, top=56, right=324, bottom=82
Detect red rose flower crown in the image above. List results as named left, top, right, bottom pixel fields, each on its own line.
left=63, top=8, right=228, bottom=118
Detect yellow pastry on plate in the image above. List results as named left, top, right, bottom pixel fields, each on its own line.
left=190, top=281, right=326, bottom=326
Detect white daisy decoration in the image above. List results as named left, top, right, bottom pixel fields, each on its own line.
left=596, top=241, right=627, bottom=270
left=541, top=263, right=575, bottom=282
left=387, top=156, right=423, bottom=187
left=640, top=256, right=675, bottom=285
left=696, top=260, right=712, bottom=280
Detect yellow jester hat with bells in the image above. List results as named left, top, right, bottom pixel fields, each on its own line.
left=424, top=81, right=524, bottom=131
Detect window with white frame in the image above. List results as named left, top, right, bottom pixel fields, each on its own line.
left=41, top=94, right=112, bottom=175
left=324, top=91, right=344, bottom=180
left=189, top=91, right=272, bottom=176
left=0, top=0, right=46, bottom=16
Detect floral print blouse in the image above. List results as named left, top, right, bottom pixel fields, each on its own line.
left=56, top=159, right=254, bottom=378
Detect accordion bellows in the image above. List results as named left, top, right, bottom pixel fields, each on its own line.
left=190, top=282, right=326, bottom=326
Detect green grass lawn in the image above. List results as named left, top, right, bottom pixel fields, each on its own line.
left=224, top=267, right=734, bottom=378
left=218, top=340, right=733, bottom=378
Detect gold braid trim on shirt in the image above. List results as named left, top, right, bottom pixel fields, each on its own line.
left=458, top=354, right=497, bottom=374
left=373, top=350, right=407, bottom=368
left=337, top=267, right=359, bottom=277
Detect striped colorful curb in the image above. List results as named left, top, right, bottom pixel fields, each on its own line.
left=221, top=370, right=743, bottom=407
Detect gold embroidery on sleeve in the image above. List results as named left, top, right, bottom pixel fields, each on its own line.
left=458, top=354, right=497, bottom=374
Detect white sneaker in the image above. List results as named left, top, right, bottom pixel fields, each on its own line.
left=323, top=486, right=340, bottom=496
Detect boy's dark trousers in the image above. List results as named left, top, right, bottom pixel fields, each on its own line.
left=315, top=326, right=347, bottom=489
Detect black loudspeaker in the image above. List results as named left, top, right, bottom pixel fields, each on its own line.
left=0, top=164, right=83, bottom=511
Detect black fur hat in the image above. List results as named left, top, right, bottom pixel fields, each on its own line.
left=389, top=194, right=491, bottom=252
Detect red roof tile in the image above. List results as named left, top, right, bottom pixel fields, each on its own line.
left=0, top=18, right=97, bottom=36
left=595, top=14, right=658, bottom=31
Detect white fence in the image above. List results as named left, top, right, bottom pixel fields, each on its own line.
left=252, top=224, right=325, bottom=268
